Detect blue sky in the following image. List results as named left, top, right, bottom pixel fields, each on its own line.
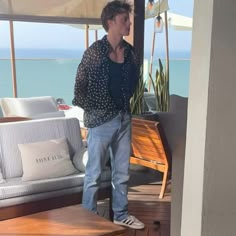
left=0, top=0, right=193, bottom=55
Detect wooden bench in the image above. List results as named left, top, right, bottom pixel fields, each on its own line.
left=130, top=118, right=171, bottom=199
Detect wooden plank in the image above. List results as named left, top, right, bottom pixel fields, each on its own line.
left=131, top=147, right=166, bottom=158
left=130, top=159, right=166, bottom=172
left=132, top=136, right=162, bottom=145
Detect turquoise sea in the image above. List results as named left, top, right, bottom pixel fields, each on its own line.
left=0, top=48, right=190, bottom=105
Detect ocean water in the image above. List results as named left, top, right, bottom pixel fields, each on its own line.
left=0, top=48, right=190, bottom=105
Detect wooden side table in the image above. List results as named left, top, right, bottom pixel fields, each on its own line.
left=0, top=205, right=126, bottom=236
left=0, top=116, right=31, bottom=123
left=80, top=127, right=88, bottom=140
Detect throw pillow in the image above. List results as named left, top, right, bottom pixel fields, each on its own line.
left=73, top=148, right=110, bottom=172
left=73, top=150, right=88, bottom=172
left=18, top=138, right=78, bottom=181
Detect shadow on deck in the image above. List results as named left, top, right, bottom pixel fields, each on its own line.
left=98, top=168, right=171, bottom=236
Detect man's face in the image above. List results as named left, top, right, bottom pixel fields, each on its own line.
left=108, top=12, right=131, bottom=36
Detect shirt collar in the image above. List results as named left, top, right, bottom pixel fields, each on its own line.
left=101, top=35, right=131, bottom=59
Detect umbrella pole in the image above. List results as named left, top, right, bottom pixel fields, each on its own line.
left=85, top=24, right=89, bottom=49
left=148, top=29, right=156, bottom=91
left=164, top=11, right=170, bottom=110
left=164, top=11, right=169, bottom=78
left=95, top=30, right=98, bottom=41
left=9, top=20, right=17, bottom=97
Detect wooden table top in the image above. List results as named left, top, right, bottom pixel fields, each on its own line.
left=0, top=116, right=31, bottom=123
left=0, top=205, right=126, bottom=236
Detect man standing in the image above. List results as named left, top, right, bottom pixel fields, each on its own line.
left=72, top=0, right=144, bottom=230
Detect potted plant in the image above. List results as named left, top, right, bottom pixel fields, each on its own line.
left=130, top=68, right=159, bottom=120
left=130, top=67, right=146, bottom=116
left=130, top=58, right=169, bottom=118
left=149, top=58, right=169, bottom=112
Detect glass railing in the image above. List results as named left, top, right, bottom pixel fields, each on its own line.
left=0, top=58, right=190, bottom=104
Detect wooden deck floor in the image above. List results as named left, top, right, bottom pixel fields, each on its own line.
left=98, top=168, right=171, bottom=236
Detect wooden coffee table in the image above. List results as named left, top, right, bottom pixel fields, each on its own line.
left=0, top=205, right=126, bottom=236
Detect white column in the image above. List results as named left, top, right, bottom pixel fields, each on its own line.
left=181, top=0, right=236, bottom=235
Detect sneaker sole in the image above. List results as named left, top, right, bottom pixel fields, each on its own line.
left=113, top=220, right=145, bottom=230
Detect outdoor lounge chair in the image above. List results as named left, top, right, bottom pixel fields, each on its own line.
left=130, top=118, right=171, bottom=199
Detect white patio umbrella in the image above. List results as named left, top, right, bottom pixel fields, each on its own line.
left=145, top=0, right=193, bottom=91
left=163, top=12, right=192, bottom=31
left=145, top=0, right=169, bottom=90
left=145, top=0, right=169, bottom=19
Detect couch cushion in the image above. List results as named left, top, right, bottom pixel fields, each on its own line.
left=0, top=117, right=85, bottom=179
left=18, top=138, right=78, bottom=181
left=0, top=96, right=58, bottom=117
left=0, top=168, right=111, bottom=200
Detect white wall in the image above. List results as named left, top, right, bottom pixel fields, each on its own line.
left=181, top=0, right=236, bottom=235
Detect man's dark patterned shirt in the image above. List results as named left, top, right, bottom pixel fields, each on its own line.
left=72, top=35, right=140, bottom=128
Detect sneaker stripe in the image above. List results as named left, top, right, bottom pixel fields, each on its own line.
left=114, top=215, right=145, bottom=229
left=123, top=218, right=134, bottom=225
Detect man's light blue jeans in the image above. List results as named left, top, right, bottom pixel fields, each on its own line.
left=82, top=112, right=131, bottom=221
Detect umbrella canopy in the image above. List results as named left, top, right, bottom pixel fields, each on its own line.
left=162, top=12, right=192, bottom=30
left=144, top=0, right=192, bottom=30
left=0, top=0, right=108, bottom=24
left=68, top=24, right=103, bottom=31
left=145, top=0, right=169, bottom=19
left=0, top=0, right=192, bottom=31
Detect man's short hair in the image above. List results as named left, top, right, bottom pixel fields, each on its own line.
left=101, top=0, right=132, bottom=32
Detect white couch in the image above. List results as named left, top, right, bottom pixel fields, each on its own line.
left=0, top=117, right=111, bottom=220
left=0, top=96, right=85, bottom=128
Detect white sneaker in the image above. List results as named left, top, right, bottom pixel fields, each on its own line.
left=114, top=215, right=145, bottom=229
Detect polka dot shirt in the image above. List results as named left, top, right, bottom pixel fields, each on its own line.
left=72, top=35, right=140, bottom=128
